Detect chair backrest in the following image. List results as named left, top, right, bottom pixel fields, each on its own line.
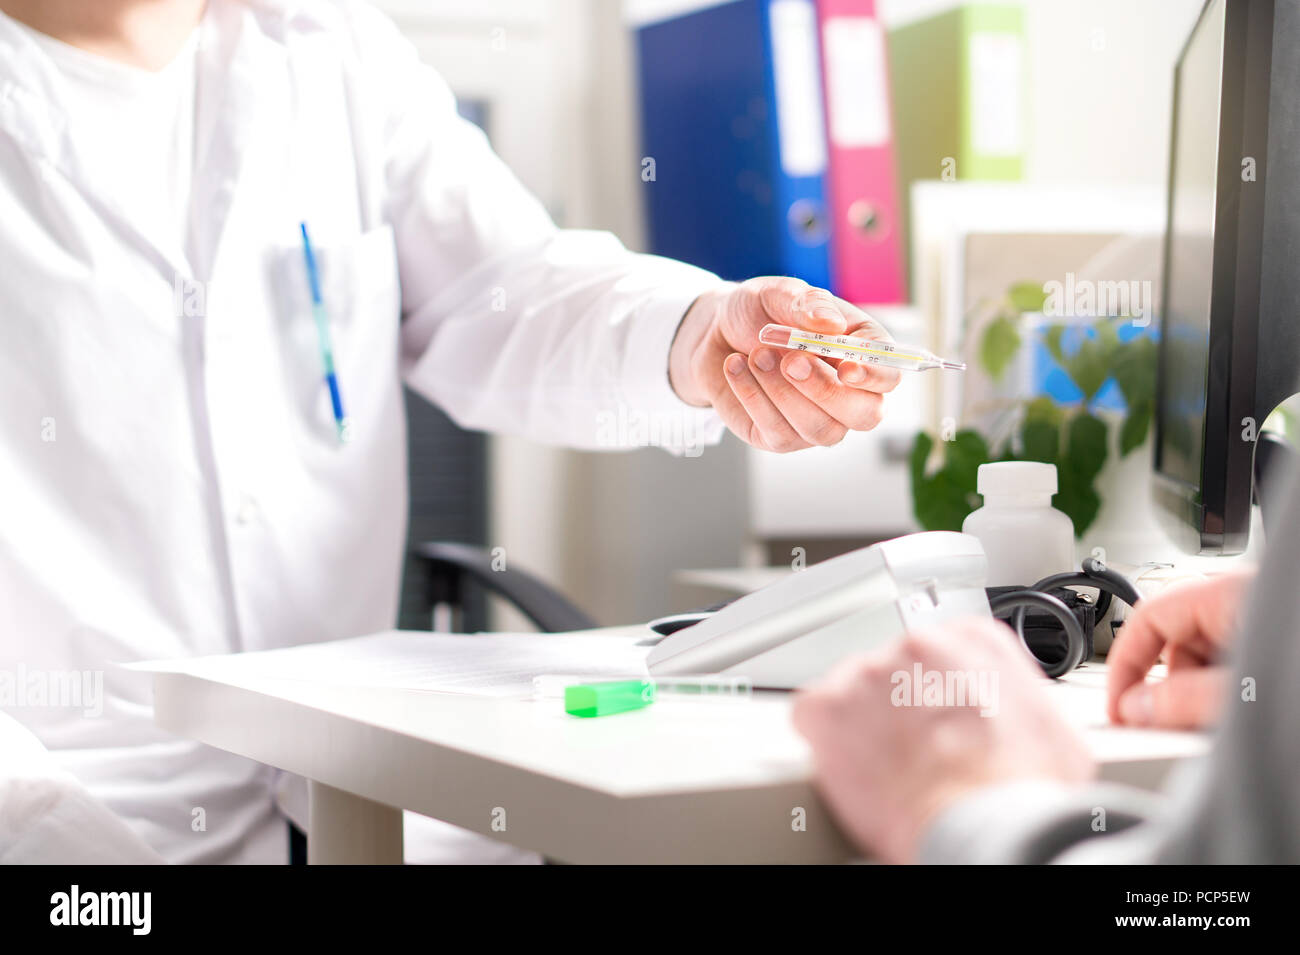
left=399, top=387, right=490, bottom=631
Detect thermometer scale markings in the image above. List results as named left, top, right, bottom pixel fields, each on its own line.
left=787, top=334, right=927, bottom=364
left=757, top=323, right=966, bottom=372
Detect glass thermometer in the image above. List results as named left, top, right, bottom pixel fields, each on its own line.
left=758, top=323, right=967, bottom=372
left=532, top=674, right=753, bottom=717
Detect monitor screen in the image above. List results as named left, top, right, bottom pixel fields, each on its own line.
left=1157, top=0, right=1226, bottom=491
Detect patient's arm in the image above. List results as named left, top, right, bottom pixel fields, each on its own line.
left=919, top=464, right=1300, bottom=865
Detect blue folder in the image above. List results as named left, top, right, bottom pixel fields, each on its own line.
left=636, top=0, right=832, bottom=288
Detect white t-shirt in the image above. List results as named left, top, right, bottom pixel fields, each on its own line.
left=8, top=15, right=198, bottom=252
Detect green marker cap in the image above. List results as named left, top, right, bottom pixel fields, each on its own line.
left=564, top=680, right=657, bottom=718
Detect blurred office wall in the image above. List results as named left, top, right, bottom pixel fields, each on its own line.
left=375, top=0, right=1204, bottom=627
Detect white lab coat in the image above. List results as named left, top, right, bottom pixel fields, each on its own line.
left=0, top=712, right=164, bottom=864
left=0, top=0, right=722, bottom=863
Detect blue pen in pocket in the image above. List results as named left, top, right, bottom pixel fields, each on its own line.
left=299, top=222, right=350, bottom=444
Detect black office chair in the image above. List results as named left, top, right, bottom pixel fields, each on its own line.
left=408, top=540, right=597, bottom=634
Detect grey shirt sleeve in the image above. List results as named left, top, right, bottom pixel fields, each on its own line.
left=917, top=779, right=1166, bottom=864
left=920, top=458, right=1300, bottom=865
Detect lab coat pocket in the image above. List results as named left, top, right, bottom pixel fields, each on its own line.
left=269, top=225, right=401, bottom=445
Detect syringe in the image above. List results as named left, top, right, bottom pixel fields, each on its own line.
left=758, top=323, right=967, bottom=372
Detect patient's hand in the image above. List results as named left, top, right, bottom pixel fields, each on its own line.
left=1106, top=570, right=1253, bottom=730
left=792, top=617, right=1093, bottom=863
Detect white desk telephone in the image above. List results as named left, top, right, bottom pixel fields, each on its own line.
left=647, top=531, right=992, bottom=689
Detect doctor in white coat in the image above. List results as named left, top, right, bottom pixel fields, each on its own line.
left=0, top=0, right=899, bottom=863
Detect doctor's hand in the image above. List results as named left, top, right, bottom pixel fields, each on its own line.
left=668, top=277, right=900, bottom=452
left=1106, top=570, right=1253, bottom=730
left=792, top=617, right=1094, bottom=864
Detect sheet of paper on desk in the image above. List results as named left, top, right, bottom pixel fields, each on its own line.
left=130, top=629, right=653, bottom=698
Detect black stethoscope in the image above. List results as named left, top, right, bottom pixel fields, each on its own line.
left=988, top=558, right=1144, bottom=678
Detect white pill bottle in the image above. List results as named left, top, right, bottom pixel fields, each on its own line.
left=962, top=462, right=1075, bottom=587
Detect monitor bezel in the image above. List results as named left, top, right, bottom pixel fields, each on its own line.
left=1153, top=0, right=1273, bottom=555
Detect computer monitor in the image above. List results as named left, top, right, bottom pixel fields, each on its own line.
left=1154, top=0, right=1300, bottom=554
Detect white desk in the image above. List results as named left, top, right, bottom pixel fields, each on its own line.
left=143, top=627, right=1206, bottom=864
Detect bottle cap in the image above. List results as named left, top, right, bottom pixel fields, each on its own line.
left=564, top=680, right=656, bottom=718
left=976, top=461, right=1058, bottom=497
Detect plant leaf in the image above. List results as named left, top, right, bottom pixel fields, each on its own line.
left=1044, top=325, right=1066, bottom=366
left=1120, top=398, right=1152, bottom=456
left=913, top=472, right=973, bottom=531
left=1007, top=281, right=1049, bottom=313
left=1064, top=412, right=1109, bottom=485
left=979, top=315, right=1021, bottom=382
left=945, top=429, right=990, bottom=491
left=1062, top=333, right=1113, bottom=403
left=1054, top=468, right=1099, bottom=538
left=1021, top=419, right=1060, bottom=465
left=1024, top=396, right=1064, bottom=428
left=1112, top=336, right=1158, bottom=411
left=909, top=429, right=989, bottom=531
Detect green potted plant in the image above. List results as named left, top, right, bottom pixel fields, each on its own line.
left=909, top=283, right=1158, bottom=539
